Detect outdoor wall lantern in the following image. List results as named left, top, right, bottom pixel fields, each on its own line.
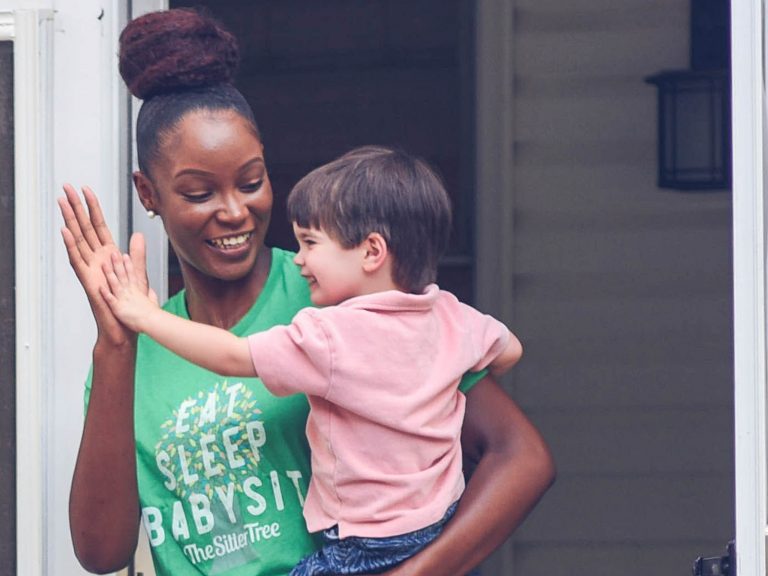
left=645, top=69, right=730, bottom=190
left=645, top=0, right=731, bottom=191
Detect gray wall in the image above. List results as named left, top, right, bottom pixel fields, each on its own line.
left=478, top=1, right=735, bottom=574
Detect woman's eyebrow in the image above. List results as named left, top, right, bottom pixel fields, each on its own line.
left=173, top=157, right=265, bottom=179
left=174, top=168, right=216, bottom=179
left=237, top=157, right=265, bottom=174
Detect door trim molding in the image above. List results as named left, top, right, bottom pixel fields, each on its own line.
left=8, top=9, right=54, bottom=576
left=731, top=0, right=767, bottom=573
left=129, top=0, right=170, bottom=306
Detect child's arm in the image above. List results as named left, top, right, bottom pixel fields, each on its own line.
left=101, top=252, right=256, bottom=378
left=487, top=330, right=523, bottom=378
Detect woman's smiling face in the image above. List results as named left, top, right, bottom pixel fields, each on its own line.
left=141, top=109, right=273, bottom=284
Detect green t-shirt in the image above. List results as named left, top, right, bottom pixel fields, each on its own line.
left=87, top=248, right=317, bottom=575
left=84, top=247, right=486, bottom=575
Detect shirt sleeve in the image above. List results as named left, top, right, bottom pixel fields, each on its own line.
left=460, top=303, right=511, bottom=372
left=247, top=308, right=333, bottom=398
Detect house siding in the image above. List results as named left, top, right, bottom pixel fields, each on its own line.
left=479, top=1, right=734, bottom=574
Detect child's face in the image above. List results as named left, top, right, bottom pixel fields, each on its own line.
left=292, top=223, right=367, bottom=306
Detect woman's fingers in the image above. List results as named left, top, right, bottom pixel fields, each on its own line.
left=60, top=185, right=137, bottom=344
left=82, top=186, right=117, bottom=247
left=59, top=226, right=86, bottom=272
left=68, top=186, right=103, bottom=252
left=58, top=186, right=94, bottom=261
left=60, top=184, right=117, bottom=257
left=58, top=184, right=127, bottom=293
left=61, top=184, right=100, bottom=252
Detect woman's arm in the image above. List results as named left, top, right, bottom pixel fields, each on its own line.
left=60, top=185, right=146, bottom=572
left=70, top=340, right=141, bottom=573
left=386, top=376, right=555, bottom=576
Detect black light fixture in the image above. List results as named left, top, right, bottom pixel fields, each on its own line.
left=645, top=0, right=731, bottom=191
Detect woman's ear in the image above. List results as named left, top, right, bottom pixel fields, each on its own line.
left=133, top=171, right=158, bottom=214
left=361, top=232, right=390, bottom=273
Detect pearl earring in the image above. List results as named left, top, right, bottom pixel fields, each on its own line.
left=147, top=210, right=156, bottom=219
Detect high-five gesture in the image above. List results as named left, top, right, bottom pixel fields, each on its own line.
left=101, top=252, right=160, bottom=333
left=57, top=184, right=149, bottom=345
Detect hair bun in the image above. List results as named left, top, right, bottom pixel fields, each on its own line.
left=119, top=8, right=239, bottom=100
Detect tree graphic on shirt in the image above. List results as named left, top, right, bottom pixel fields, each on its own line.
left=154, top=380, right=263, bottom=501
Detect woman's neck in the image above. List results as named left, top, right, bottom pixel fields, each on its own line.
left=180, top=248, right=273, bottom=330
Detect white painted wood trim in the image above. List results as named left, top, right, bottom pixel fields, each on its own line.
left=0, top=12, right=13, bottom=40
left=732, top=0, right=767, bottom=573
left=11, top=8, right=53, bottom=576
left=129, top=0, right=169, bottom=306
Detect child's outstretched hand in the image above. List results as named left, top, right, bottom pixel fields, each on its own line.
left=100, top=251, right=160, bottom=334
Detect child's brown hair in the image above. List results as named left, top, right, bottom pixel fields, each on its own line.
left=287, top=146, right=452, bottom=293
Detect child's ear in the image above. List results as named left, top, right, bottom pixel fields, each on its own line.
left=361, top=232, right=389, bottom=272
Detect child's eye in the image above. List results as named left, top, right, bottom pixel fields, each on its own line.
left=241, top=179, right=263, bottom=193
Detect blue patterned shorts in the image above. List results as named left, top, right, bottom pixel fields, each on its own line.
left=290, top=501, right=459, bottom=575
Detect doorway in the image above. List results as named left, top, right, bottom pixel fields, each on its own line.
left=169, top=0, right=477, bottom=303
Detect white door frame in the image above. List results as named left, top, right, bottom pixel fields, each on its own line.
left=1, top=9, right=53, bottom=576
left=130, top=0, right=169, bottom=306
left=732, top=0, right=767, bottom=574
left=1, top=1, right=136, bottom=574
left=0, top=1, right=762, bottom=574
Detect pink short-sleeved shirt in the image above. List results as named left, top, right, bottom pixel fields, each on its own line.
left=248, top=284, right=509, bottom=539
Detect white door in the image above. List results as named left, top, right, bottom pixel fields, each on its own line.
left=1, top=9, right=53, bottom=575
left=0, top=1, right=133, bottom=574
left=732, top=1, right=768, bottom=574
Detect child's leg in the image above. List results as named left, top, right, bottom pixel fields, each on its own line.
left=290, top=502, right=459, bottom=576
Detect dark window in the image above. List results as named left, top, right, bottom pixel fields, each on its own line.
left=0, top=39, right=16, bottom=576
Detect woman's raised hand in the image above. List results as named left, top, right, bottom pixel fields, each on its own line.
left=58, top=184, right=149, bottom=345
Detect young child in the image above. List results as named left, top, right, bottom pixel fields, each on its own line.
left=101, top=145, right=523, bottom=576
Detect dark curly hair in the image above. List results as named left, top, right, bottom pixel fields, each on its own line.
left=119, top=8, right=259, bottom=176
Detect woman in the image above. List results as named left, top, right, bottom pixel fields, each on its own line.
left=61, top=8, right=554, bottom=576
